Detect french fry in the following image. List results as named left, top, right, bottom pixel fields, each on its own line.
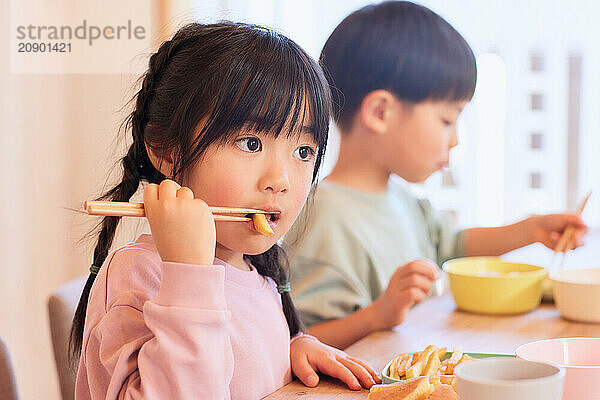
left=252, top=213, right=274, bottom=236
left=416, top=345, right=438, bottom=366
left=423, top=351, right=441, bottom=376
left=411, top=352, right=421, bottom=365
left=456, top=354, right=473, bottom=366
left=397, top=354, right=413, bottom=378
left=384, top=345, right=477, bottom=399
left=442, top=347, right=463, bottom=374
left=437, top=347, right=447, bottom=360
left=389, top=354, right=401, bottom=379
left=406, top=361, right=424, bottom=379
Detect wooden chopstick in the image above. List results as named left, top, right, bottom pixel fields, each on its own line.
left=84, top=201, right=277, bottom=221
left=554, top=191, right=591, bottom=253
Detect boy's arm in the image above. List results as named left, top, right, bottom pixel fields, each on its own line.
left=307, top=303, right=381, bottom=350
left=307, top=260, right=440, bottom=350
left=464, top=214, right=586, bottom=256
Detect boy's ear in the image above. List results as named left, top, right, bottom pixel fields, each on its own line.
left=358, top=90, right=396, bottom=135
left=144, top=143, right=174, bottom=178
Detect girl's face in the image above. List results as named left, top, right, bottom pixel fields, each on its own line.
left=183, top=127, right=318, bottom=258
left=383, top=99, right=468, bottom=183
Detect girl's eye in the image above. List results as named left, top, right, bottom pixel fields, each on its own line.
left=236, top=137, right=262, bottom=153
left=293, top=146, right=316, bottom=161
left=442, top=119, right=452, bottom=126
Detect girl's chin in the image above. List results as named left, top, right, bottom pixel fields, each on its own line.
left=216, top=237, right=280, bottom=256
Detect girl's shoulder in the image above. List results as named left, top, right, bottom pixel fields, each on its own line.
left=100, top=233, right=162, bottom=311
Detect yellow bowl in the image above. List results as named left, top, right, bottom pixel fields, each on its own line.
left=442, top=257, right=547, bottom=314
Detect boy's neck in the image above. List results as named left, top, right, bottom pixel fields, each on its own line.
left=326, top=127, right=390, bottom=193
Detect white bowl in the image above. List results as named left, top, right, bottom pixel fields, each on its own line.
left=551, top=268, right=600, bottom=323
left=455, top=358, right=565, bottom=400
left=516, top=338, right=600, bottom=400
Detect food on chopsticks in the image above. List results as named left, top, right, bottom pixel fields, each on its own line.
left=371, top=345, right=475, bottom=399
left=252, top=213, right=274, bottom=236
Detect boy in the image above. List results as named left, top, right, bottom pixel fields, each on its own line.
left=284, top=1, right=586, bottom=349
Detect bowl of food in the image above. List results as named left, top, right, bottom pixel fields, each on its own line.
left=551, top=268, right=600, bottom=322
left=442, top=257, right=547, bottom=314
left=516, top=337, right=600, bottom=400
left=373, top=345, right=514, bottom=400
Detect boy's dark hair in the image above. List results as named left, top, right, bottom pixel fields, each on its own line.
left=69, top=22, right=331, bottom=363
left=320, top=1, right=477, bottom=131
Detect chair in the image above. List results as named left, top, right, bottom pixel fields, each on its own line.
left=0, top=337, right=19, bottom=400
left=48, top=276, right=87, bottom=400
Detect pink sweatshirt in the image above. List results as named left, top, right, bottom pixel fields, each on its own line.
left=75, top=233, right=300, bottom=399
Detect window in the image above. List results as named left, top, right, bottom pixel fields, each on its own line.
left=530, top=93, right=544, bottom=111
left=530, top=172, right=543, bottom=189
left=530, top=133, right=543, bottom=150
left=530, top=53, right=545, bottom=72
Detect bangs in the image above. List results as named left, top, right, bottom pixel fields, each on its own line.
left=178, top=26, right=330, bottom=181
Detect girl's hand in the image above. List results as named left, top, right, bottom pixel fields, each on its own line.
left=290, top=336, right=380, bottom=390
left=144, top=179, right=216, bottom=265
left=370, top=259, right=440, bottom=330
left=527, top=214, right=587, bottom=251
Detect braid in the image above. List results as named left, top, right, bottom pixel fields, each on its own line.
left=246, top=246, right=304, bottom=336
left=68, top=37, right=183, bottom=363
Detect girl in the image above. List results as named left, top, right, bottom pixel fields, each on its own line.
left=70, top=22, right=380, bottom=399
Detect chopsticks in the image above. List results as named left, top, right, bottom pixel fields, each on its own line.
left=551, top=191, right=591, bottom=271
left=84, top=201, right=276, bottom=222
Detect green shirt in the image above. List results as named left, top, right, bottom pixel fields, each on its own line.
left=283, top=179, right=465, bottom=327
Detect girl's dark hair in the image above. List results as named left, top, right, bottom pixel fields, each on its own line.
left=69, top=22, right=331, bottom=363
left=320, top=0, right=477, bottom=131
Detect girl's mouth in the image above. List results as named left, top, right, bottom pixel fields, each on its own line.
left=245, top=212, right=280, bottom=233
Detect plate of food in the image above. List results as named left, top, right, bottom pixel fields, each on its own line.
left=370, top=345, right=514, bottom=400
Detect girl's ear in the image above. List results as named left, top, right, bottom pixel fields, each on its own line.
left=144, top=143, right=174, bottom=178
left=358, top=90, right=396, bottom=135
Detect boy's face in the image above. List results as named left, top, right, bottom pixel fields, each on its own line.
left=383, top=98, right=468, bottom=183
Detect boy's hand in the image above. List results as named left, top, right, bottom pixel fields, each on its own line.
left=370, top=259, right=440, bottom=330
left=290, top=335, right=380, bottom=390
left=144, top=179, right=216, bottom=265
left=526, top=214, right=587, bottom=251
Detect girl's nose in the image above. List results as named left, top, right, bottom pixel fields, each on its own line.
left=259, top=166, right=290, bottom=194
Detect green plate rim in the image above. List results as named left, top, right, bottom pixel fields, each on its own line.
left=382, top=351, right=515, bottom=384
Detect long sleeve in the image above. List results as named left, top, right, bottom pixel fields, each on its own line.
left=79, top=261, right=234, bottom=400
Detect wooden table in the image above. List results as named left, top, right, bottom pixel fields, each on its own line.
left=265, top=229, right=599, bottom=399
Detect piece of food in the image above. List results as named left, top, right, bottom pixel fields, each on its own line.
left=382, top=344, right=476, bottom=399
left=390, top=354, right=412, bottom=379
left=423, top=351, right=441, bottom=376
left=439, top=347, right=463, bottom=374
left=416, top=345, right=438, bottom=366
left=252, top=213, right=274, bottom=236
left=427, top=384, right=458, bottom=400
left=368, top=377, right=435, bottom=400
left=406, top=361, right=424, bottom=379
left=436, top=347, right=447, bottom=360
